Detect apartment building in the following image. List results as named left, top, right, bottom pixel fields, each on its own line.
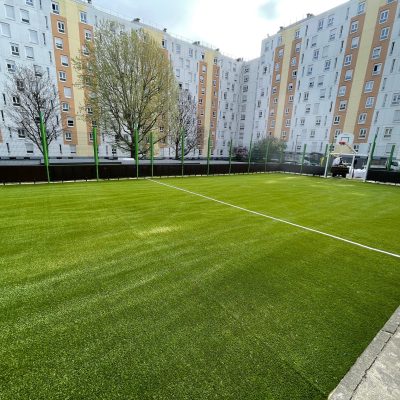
left=249, top=0, right=400, bottom=159
left=1, top=0, right=400, bottom=160
left=0, top=0, right=243, bottom=159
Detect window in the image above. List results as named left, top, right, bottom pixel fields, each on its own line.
left=384, top=127, right=393, bottom=138
left=62, top=102, right=69, bottom=112
left=61, top=55, right=69, bottom=66
left=364, top=81, right=374, bottom=93
left=57, top=21, right=65, bottom=33
left=67, top=118, right=74, bottom=127
left=55, top=37, right=63, bottom=49
left=337, top=86, right=346, bottom=98
left=59, top=71, right=66, bottom=81
left=26, top=0, right=34, bottom=5
left=351, top=21, right=359, bottom=33
left=64, top=87, right=72, bottom=98
left=80, top=11, right=87, bottom=23
left=295, top=42, right=301, bottom=53
left=328, top=14, right=335, bottom=26
left=310, top=130, right=316, bottom=138
left=291, top=57, right=297, bottom=66
left=65, top=132, right=72, bottom=141
left=18, top=128, right=26, bottom=138
left=6, top=60, right=16, bottom=72
left=11, top=43, right=20, bottom=56
left=372, top=63, right=382, bottom=75
left=288, top=83, right=293, bottom=92
left=10, top=96, right=21, bottom=108
left=311, top=35, right=317, bottom=47
left=334, top=129, right=341, bottom=139
left=320, top=88, right=326, bottom=99
left=34, top=65, right=42, bottom=76
left=82, top=45, right=89, bottom=56
left=333, top=116, right=340, bottom=125
left=5, top=4, right=15, bottom=19
left=339, top=101, right=347, bottom=111
left=393, top=110, right=400, bottom=122
left=307, top=65, right=313, bottom=76
left=84, top=30, right=92, bottom=41
left=295, top=30, right=300, bottom=39
left=351, top=37, right=360, bottom=49
left=305, top=105, right=311, bottom=114
left=0, top=22, right=11, bottom=37
left=329, top=29, right=336, bottom=41
left=372, top=46, right=382, bottom=59
left=359, top=128, right=367, bottom=138
left=344, top=54, right=352, bottom=66
left=278, top=49, right=283, bottom=58
left=313, top=49, right=319, bottom=60
left=324, top=60, right=331, bottom=71
left=318, top=19, right=324, bottom=31
left=345, top=69, right=353, bottom=81
left=25, top=46, right=34, bottom=59
left=20, top=9, right=30, bottom=23
left=304, top=92, right=309, bottom=101
left=276, top=74, right=281, bottom=82
left=357, top=2, right=366, bottom=15
left=309, top=78, right=315, bottom=88
left=358, top=113, right=367, bottom=124
left=292, top=70, right=297, bottom=79
left=380, top=27, right=390, bottom=40
left=392, top=93, right=400, bottom=105
left=380, top=10, right=389, bottom=24
left=52, top=2, right=60, bottom=14
left=365, top=97, right=375, bottom=108
left=28, top=29, right=38, bottom=44
left=300, top=118, right=305, bottom=126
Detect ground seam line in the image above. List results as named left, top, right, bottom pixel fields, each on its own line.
left=148, top=179, right=400, bottom=260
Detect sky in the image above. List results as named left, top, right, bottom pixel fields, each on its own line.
left=94, top=0, right=347, bottom=60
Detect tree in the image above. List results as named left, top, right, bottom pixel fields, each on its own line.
left=5, top=65, right=62, bottom=155
left=251, top=137, right=287, bottom=162
left=75, top=21, right=178, bottom=158
left=168, top=90, right=199, bottom=160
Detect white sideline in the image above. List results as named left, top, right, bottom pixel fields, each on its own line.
left=148, top=178, right=400, bottom=260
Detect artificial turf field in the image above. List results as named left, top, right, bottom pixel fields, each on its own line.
left=1, top=174, right=399, bottom=400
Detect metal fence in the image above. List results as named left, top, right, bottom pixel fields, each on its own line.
left=0, top=162, right=398, bottom=184
left=0, top=162, right=327, bottom=184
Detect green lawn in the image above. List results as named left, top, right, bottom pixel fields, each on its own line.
left=1, top=174, right=399, bottom=399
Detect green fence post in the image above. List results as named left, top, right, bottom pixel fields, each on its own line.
left=39, top=112, right=50, bottom=183
left=207, top=130, right=212, bottom=176
left=228, top=138, right=233, bottom=175
left=323, top=143, right=329, bottom=167
left=300, top=144, right=307, bottom=175
left=135, top=127, right=139, bottom=179
left=387, top=144, right=395, bottom=171
left=364, top=132, right=378, bottom=182
left=247, top=134, right=253, bottom=174
left=150, top=132, right=154, bottom=178
left=92, top=126, right=99, bottom=181
left=264, top=139, right=270, bottom=173
left=181, top=128, right=185, bottom=177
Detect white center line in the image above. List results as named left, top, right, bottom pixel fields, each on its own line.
left=148, top=178, right=400, bottom=260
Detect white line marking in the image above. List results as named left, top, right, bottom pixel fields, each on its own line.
left=148, top=178, right=400, bottom=260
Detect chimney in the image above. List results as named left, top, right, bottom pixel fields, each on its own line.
left=133, top=18, right=140, bottom=22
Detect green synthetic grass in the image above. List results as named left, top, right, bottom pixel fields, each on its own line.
left=1, top=174, right=399, bottom=399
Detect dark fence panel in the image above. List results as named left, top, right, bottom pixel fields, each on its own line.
left=0, top=163, right=395, bottom=184
left=367, top=170, right=400, bottom=184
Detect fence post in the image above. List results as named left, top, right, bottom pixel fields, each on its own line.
left=364, top=132, right=378, bottom=182
left=247, top=133, right=253, bottom=173
left=264, top=139, right=270, bottom=173
left=387, top=144, right=395, bottom=171
left=39, top=112, right=50, bottom=183
left=92, top=126, right=99, bottom=181
left=181, top=128, right=185, bottom=177
left=150, top=132, right=154, bottom=178
left=135, top=127, right=139, bottom=179
left=228, top=138, right=233, bottom=174
left=300, top=144, right=307, bottom=175
left=207, top=130, right=212, bottom=176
